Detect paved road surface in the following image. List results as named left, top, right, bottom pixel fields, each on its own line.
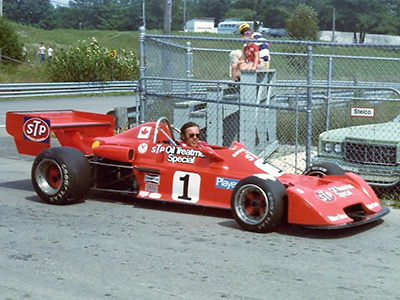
left=0, top=97, right=399, bottom=299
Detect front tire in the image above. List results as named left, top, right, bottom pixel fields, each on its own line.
left=32, top=147, right=91, bottom=205
left=302, top=162, right=345, bottom=177
left=231, top=176, right=286, bottom=233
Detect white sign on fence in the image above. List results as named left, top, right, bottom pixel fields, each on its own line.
left=350, top=107, right=375, bottom=118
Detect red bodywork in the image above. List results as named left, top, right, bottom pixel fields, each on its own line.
left=6, top=110, right=389, bottom=229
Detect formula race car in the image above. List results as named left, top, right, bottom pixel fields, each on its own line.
left=6, top=110, right=390, bottom=233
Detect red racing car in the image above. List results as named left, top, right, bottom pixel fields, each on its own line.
left=6, top=110, right=389, bottom=233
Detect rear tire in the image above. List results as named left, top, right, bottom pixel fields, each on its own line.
left=31, top=147, right=91, bottom=205
left=231, top=176, right=286, bottom=233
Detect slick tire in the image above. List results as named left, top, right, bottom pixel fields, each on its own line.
left=231, top=176, right=286, bottom=233
left=302, top=162, right=345, bottom=177
left=31, top=147, right=91, bottom=205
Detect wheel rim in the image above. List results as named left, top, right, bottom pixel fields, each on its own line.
left=307, top=170, right=325, bottom=177
left=234, top=184, right=268, bottom=225
left=35, top=159, right=63, bottom=195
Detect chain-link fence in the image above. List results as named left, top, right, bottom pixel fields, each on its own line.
left=138, top=28, right=400, bottom=201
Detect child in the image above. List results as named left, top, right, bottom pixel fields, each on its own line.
left=231, top=23, right=269, bottom=81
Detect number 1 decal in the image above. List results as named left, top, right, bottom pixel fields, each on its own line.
left=172, top=171, right=201, bottom=203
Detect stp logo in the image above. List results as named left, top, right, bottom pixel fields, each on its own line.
left=23, top=117, right=51, bottom=142
left=315, top=190, right=336, bottom=203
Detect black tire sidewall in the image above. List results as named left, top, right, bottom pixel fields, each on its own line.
left=31, top=147, right=91, bottom=205
left=231, top=176, right=286, bottom=233
left=303, top=162, right=345, bottom=176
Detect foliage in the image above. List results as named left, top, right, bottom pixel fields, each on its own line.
left=4, top=0, right=400, bottom=39
left=286, top=4, right=319, bottom=41
left=0, top=22, right=140, bottom=83
left=47, top=38, right=138, bottom=82
left=3, top=0, right=56, bottom=29
left=66, top=0, right=139, bottom=31
left=224, top=8, right=257, bottom=22
left=193, top=0, right=231, bottom=26
left=0, top=17, right=24, bottom=64
left=333, top=0, right=400, bottom=43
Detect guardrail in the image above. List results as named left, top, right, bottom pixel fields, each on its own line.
left=0, top=81, right=138, bottom=98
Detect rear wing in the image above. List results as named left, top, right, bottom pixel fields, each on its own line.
left=6, top=110, right=115, bottom=156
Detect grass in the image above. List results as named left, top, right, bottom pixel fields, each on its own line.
left=1, top=23, right=140, bottom=83
left=4, top=22, right=400, bottom=84
left=16, top=23, right=140, bottom=58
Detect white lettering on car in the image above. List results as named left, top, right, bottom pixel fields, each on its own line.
left=328, top=214, right=348, bottom=222
left=328, top=184, right=354, bottom=198
left=151, top=145, right=205, bottom=164
left=167, top=153, right=195, bottom=164
left=215, top=177, right=239, bottom=190
left=366, top=202, right=379, bottom=209
left=232, top=148, right=257, bottom=161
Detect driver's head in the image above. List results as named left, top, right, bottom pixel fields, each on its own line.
left=180, top=122, right=200, bottom=147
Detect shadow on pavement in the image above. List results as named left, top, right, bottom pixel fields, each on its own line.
left=0, top=179, right=33, bottom=192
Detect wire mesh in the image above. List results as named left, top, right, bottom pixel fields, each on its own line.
left=141, top=32, right=400, bottom=201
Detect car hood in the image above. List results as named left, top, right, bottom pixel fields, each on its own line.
left=320, top=121, right=400, bottom=144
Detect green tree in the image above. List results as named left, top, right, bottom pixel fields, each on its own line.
left=0, top=17, right=24, bottom=63
left=306, top=0, right=334, bottom=31
left=223, top=0, right=292, bottom=29
left=333, top=0, right=399, bottom=42
left=53, top=6, right=76, bottom=29
left=47, top=38, right=138, bottom=82
left=144, top=0, right=165, bottom=30
left=286, top=4, right=319, bottom=41
left=191, top=0, right=231, bottom=26
left=64, top=0, right=139, bottom=30
left=3, top=0, right=56, bottom=29
left=224, top=8, right=257, bottom=22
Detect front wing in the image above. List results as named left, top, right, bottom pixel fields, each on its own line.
left=301, top=206, right=390, bottom=230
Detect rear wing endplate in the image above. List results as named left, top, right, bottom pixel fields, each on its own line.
left=6, top=110, right=115, bottom=156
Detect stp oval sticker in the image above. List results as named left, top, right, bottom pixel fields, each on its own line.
left=315, top=190, right=336, bottom=203
left=23, top=117, right=51, bottom=142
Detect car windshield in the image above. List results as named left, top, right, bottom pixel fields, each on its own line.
left=393, top=114, right=400, bottom=122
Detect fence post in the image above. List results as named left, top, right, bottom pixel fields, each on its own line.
left=139, top=26, right=146, bottom=122
left=326, top=56, right=333, bottom=131
left=186, top=41, right=192, bottom=95
left=305, top=44, right=313, bottom=168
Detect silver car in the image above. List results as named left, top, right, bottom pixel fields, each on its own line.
left=313, top=114, right=400, bottom=187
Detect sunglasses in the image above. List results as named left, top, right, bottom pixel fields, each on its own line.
left=242, top=31, right=252, bottom=37
left=189, top=133, right=200, bottom=138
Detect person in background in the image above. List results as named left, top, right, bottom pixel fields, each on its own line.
left=47, top=45, right=53, bottom=61
left=231, top=28, right=262, bottom=81
left=230, top=23, right=270, bottom=81
left=180, top=122, right=208, bottom=148
left=21, top=46, right=27, bottom=61
left=38, top=42, right=46, bottom=63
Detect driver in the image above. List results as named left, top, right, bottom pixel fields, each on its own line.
left=180, top=122, right=209, bottom=149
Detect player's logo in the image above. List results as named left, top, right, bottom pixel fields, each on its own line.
left=23, top=117, right=50, bottom=142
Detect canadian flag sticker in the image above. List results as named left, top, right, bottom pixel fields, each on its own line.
left=137, top=126, right=152, bottom=139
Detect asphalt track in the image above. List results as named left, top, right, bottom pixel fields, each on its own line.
left=0, top=97, right=399, bottom=299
